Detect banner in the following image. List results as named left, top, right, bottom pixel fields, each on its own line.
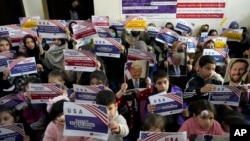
left=0, top=94, right=27, bottom=110
left=29, top=83, right=62, bottom=103
left=148, top=92, right=183, bottom=116
left=0, top=50, right=15, bottom=72
left=128, top=48, right=156, bottom=66
left=63, top=102, right=109, bottom=140
left=122, top=0, right=177, bottom=19
left=64, top=49, right=97, bottom=72
left=139, top=131, right=186, bottom=141
left=209, top=85, right=241, bottom=106
left=0, top=124, right=25, bottom=141
left=176, top=0, right=226, bottom=18
left=203, top=49, right=228, bottom=65
left=73, top=84, right=105, bottom=104
left=94, top=37, right=121, bottom=58
left=37, top=20, right=67, bottom=38
left=7, top=57, right=37, bottom=77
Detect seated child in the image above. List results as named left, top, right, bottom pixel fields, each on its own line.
left=178, top=99, right=225, bottom=139
left=95, top=90, right=129, bottom=141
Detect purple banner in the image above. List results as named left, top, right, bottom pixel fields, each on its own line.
left=122, top=0, right=177, bottom=14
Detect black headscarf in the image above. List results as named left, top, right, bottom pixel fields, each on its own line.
left=23, top=34, right=40, bottom=63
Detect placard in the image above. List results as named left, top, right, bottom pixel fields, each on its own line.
left=29, top=83, right=62, bottom=103
left=127, top=48, right=156, bottom=66
left=92, top=16, right=109, bottom=28
left=209, top=85, right=241, bottom=106
left=64, top=49, right=97, bottom=72
left=19, top=16, right=40, bottom=29
left=0, top=124, right=25, bottom=141
left=220, top=28, right=243, bottom=42
left=178, top=36, right=198, bottom=53
left=7, top=57, right=37, bottom=77
left=93, top=37, right=121, bottom=58
left=124, top=16, right=147, bottom=31
left=0, top=50, right=15, bottom=72
left=73, top=84, right=105, bottom=104
left=0, top=94, right=27, bottom=110
left=63, top=102, right=109, bottom=140
left=148, top=92, right=183, bottom=116
left=203, top=49, right=228, bottom=65
left=37, top=20, right=67, bottom=38
left=156, top=28, right=179, bottom=46
left=140, top=131, right=187, bottom=141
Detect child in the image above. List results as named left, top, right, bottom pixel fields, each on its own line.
left=89, top=70, right=108, bottom=86
left=43, top=95, right=92, bottom=141
left=95, top=90, right=129, bottom=141
left=178, top=99, right=225, bottom=139
left=141, top=113, right=165, bottom=132
left=0, top=107, right=31, bottom=141
left=146, top=69, right=188, bottom=132
left=184, top=55, right=222, bottom=104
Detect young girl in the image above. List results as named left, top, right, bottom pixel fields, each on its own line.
left=0, top=108, right=31, bottom=141
left=0, top=37, right=12, bottom=52
left=178, top=99, right=225, bottom=139
left=141, top=113, right=165, bottom=132
left=43, top=95, right=92, bottom=141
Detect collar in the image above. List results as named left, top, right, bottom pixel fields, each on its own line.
left=229, top=80, right=243, bottom=86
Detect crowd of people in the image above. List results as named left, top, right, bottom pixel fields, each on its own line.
left=0, top=17, right=250, bottom=141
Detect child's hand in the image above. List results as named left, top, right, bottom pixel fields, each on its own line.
left=120, top=83, right=128, bottom=92
left=147, top=104, right=156, bottom=113
left=95, top=60, right=101, bottom=70
left=200, top=84, right=216, bottom=93
left=182, top=109, right=189, bottom=117
left=109, top=121, right=120, bottom=134
left=120, top=45, right=125, bottom=53
left=2, top=68, right=10, bottom=80
left=61, top=90, right=68, bottom=96
left=36, top=64, right=44, bottom=72
left=70, top=92, right=76, bottom=102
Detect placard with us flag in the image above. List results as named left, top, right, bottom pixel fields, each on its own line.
left=204, top=36, right=227, bottom=49
left=148, top=92, right=183, bottom=116
left=7, top=57, right=37, bottom=77
left=19, top=16, right=40, bottom=29
left=178, top=36, right=198, bottom=53
left=203, top=48, right=229, bottom=65
left=72, top=22, right=97, bottom=40
left=0, top=50, right=15, bottom=72
left=220, top=28, right=243, bottom=42
left=147, top=26, right=160, bottom=37
left=29, top=83, right=62, bottom=104
left=128, top=48, right=156, bottom=67
left=96, top=27, right=113, bottom=38
left=0, top=94, right=28, bottom=110
left=139, top=131, right=187, bottom=141
left=175, top=19, right=195, bottom=33
left=63, top=102, right=109, bottom=140
left=94, top=37, right=121, bottom=58
left=73, top=84, right=105, bottom=104
left=92, top=16, right=110, bottom=28
left=64, top=49, right=97, bottom=72
left=37, top=20, right=67, bottom=38
left=156, top=28, right=179, bottom=46
left=0, top=123, right=25, bottom=141
left=111, top=21, right=124, bottom=37
left=209, top=85, right=241, bottom=106
left=124, top=16, right=147, bottom=31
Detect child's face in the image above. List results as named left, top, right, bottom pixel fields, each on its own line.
left=90, top=78, right=104, bottom=86
left=0, top=40, right=11, bottom=52
left=0, top=112, right=15, bottom=125
left=25, top=37, right=35, bottom=49
left=155, top=77, right=169, bottom=93
left=194, top=111, right=214, bottom=130
left=199, top=63, right=216, bottom=80
left=107, top=103, right=118, bottom=119
left=48, top=76, right=64, bottom=86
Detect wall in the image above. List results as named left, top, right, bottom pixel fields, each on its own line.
left=22, top=0, right=49, bottom=19
left=94, top=0, right=250, bottom=33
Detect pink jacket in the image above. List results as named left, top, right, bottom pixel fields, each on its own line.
left=43, top=121, right=92, bottom=141
left=178, top=117, right=225, bottom=139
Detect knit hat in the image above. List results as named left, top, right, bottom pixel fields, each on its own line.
left=46, top=95, right=69, bottom=113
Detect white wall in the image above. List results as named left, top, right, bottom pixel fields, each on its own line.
left=94, top=0, right=250, bottom=34
left=22, top=0, right=49, bottom=19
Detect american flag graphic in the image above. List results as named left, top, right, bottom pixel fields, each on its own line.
left=214, top=49, right=228, bottom=58
left=140, top=132, right=168, bottom=141
left=43, top=84, right=62, bottom=95
left=50, top=20, right=66, bottom=30
left=8, top=58, right=34, bottom=70
left=79, top=104, right=108, bottom=125
left=85, top=86, right=103, bottom=93
left=105, top=38, right=121, bottom=49
left=224, top=86, right=241, bottom=97
left=8, top=24, right=21, bottom=30
left=124, top=16, right=138, bottom=25
left=0, top=94, right=20, bottom=100
left=78, top=21, right=94, bottom=28
left=0, top=124, right=25, bottom=137
left=0, top=51, right=14, bottom=58
left=74, top=27, right=96, bottom=36
left=124, top=62, right=132, bottom=81
left=22, top=28, right=38, bottom=37
left=162, top=93, right=183, bottom=104
left=80, top=50, right=97, bottom=62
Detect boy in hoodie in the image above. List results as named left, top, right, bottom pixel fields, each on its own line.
left=95, top=90, right=129, bottom=141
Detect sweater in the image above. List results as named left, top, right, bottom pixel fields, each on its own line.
left=43, top=121, right=92, bottom=141
left=178, top=117, right=225, bottom=139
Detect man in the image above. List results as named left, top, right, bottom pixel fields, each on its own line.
left=126, top=62, right=147, bottom=89
left=168, top=53, right=187, bottom=76
left=224, top=59, right=249, bottom=85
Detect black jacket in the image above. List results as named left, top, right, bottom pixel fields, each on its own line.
left=184, top=75, right=222, bottom=104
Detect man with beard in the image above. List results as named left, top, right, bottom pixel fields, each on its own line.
left=224, top=59, right=249, bottom=85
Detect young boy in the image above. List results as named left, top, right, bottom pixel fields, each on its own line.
left=184, top=55, right=222, bottom=104
left=95, top=90, right=129, bottom=141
